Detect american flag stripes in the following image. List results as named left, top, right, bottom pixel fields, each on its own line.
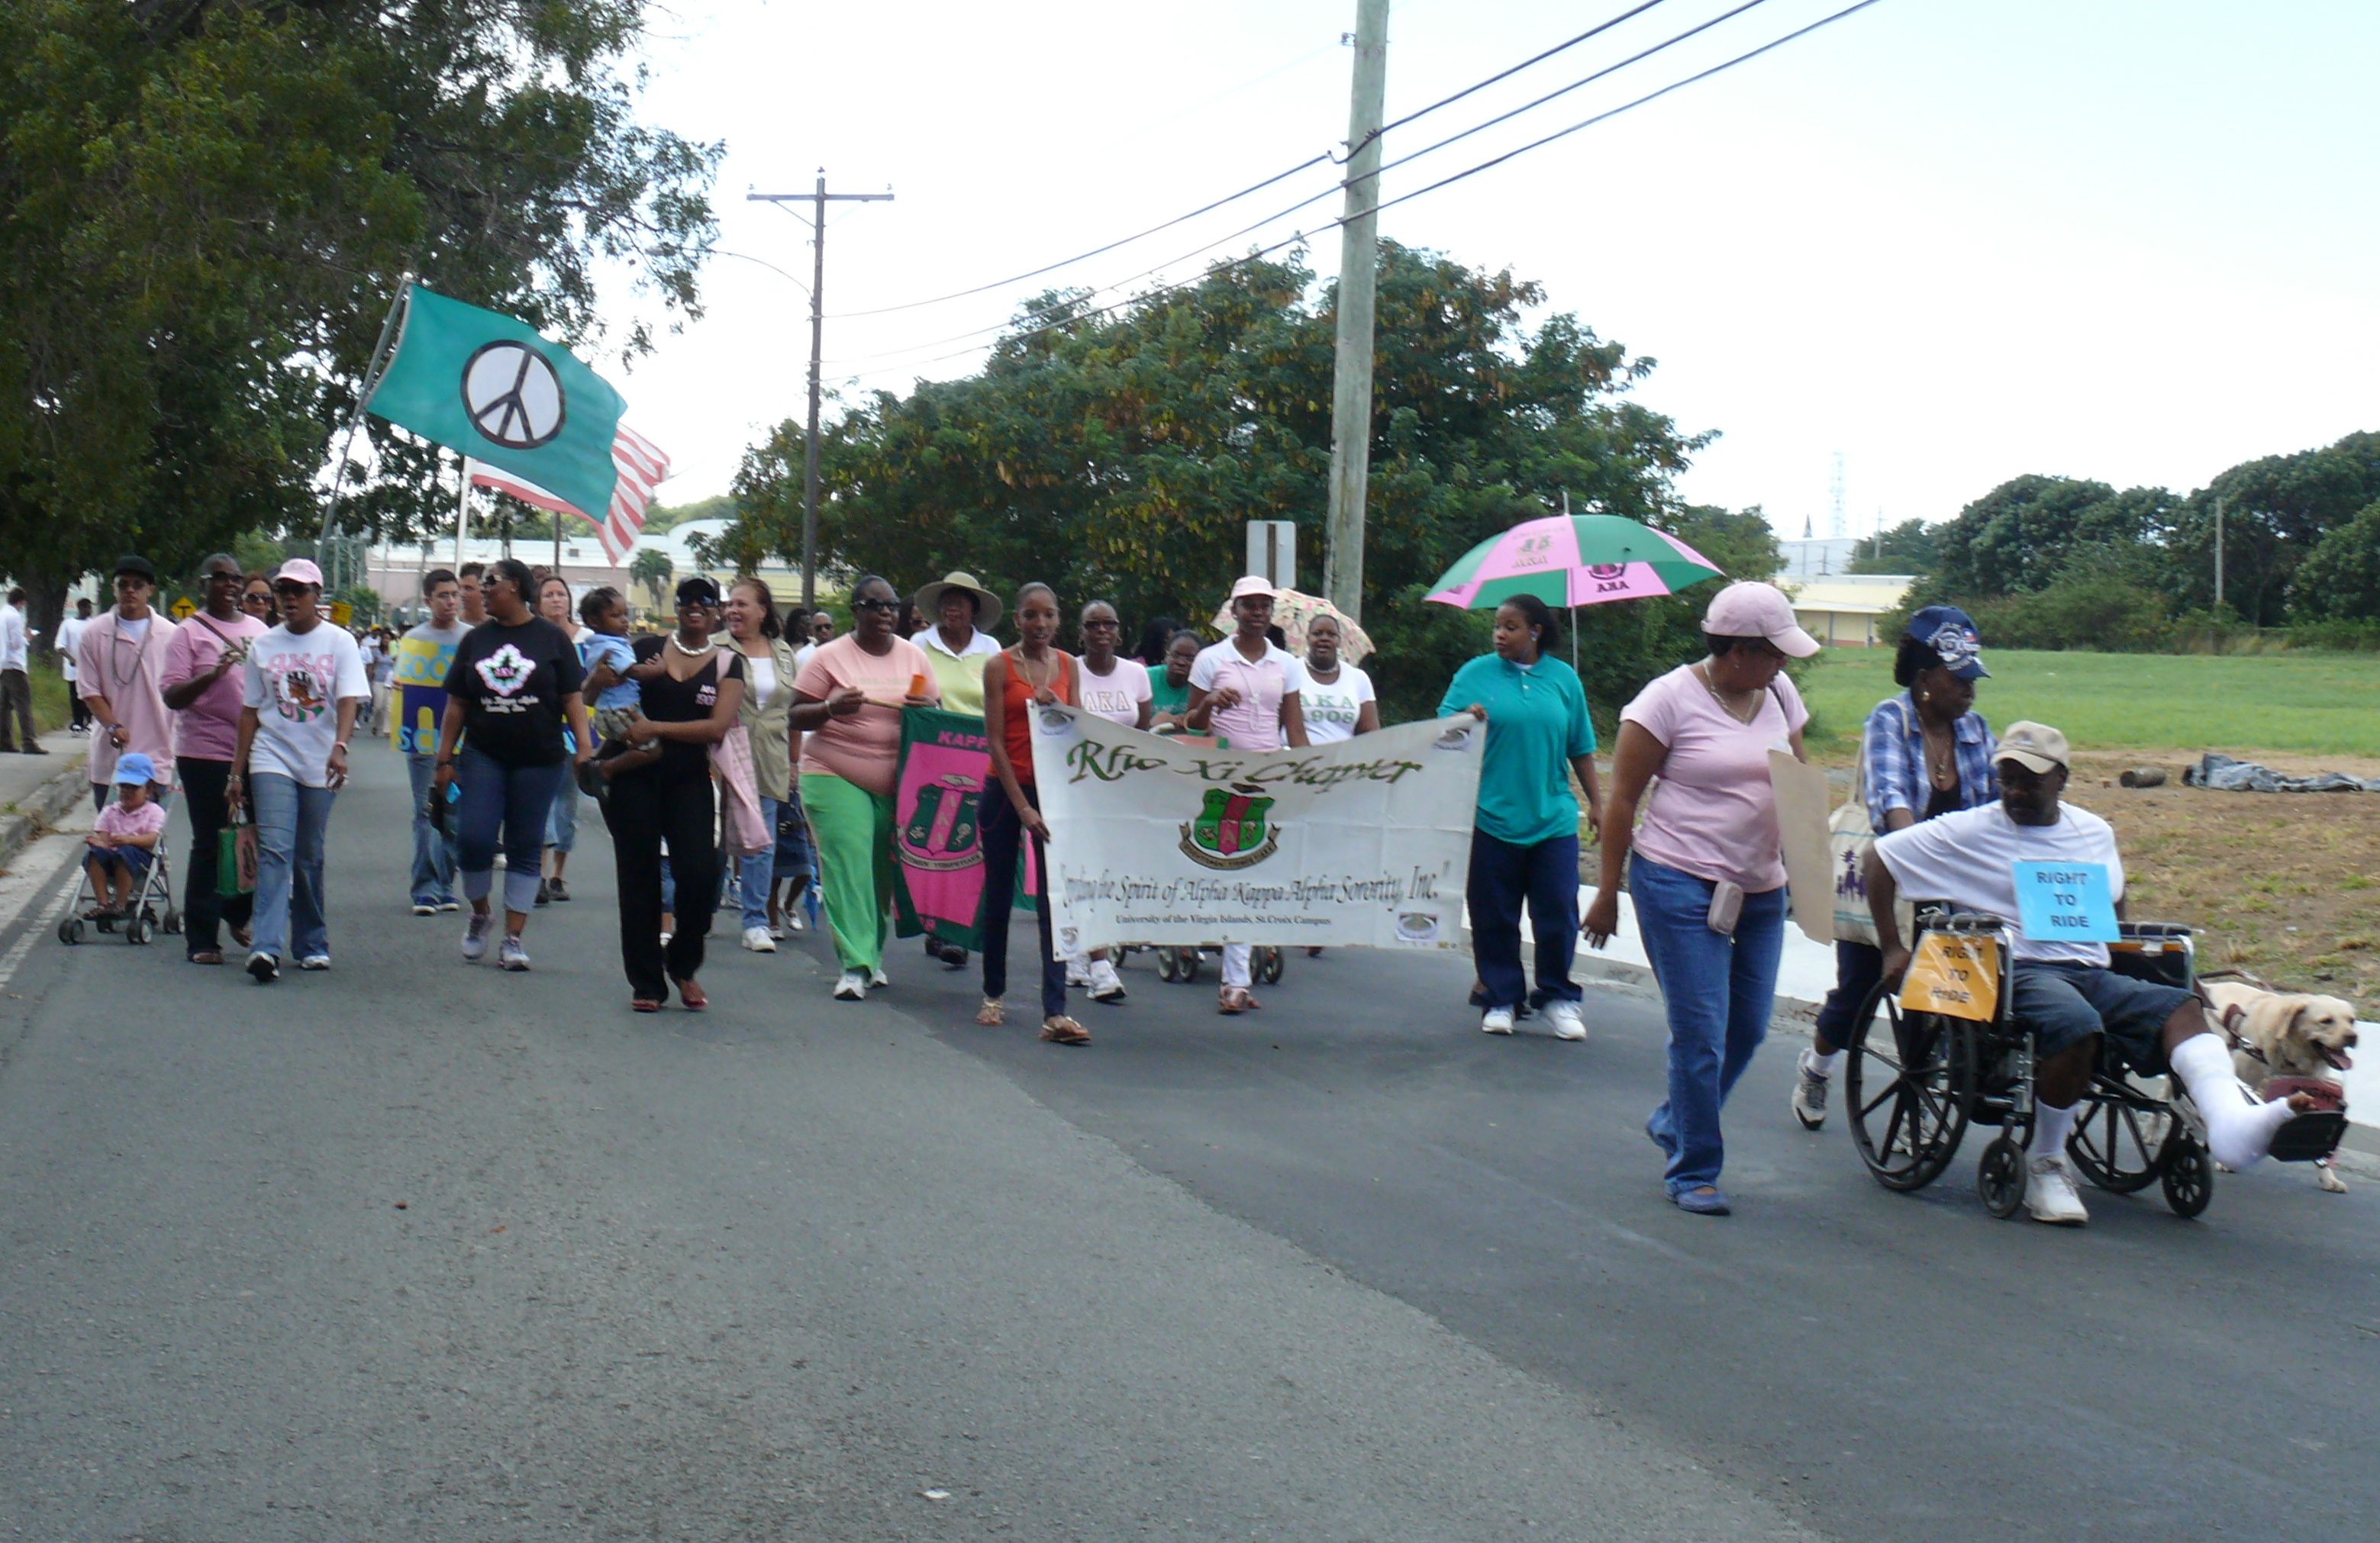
left=466, top=421, right=670, bottom=566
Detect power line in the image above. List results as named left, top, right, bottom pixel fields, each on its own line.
left=834, top=0, right=1887, bottom=386
left=821, top=0, right=1770, bottom=371
left=823, top=0, right=1680, bottom=322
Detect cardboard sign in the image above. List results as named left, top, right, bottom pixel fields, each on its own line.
left=1769, top=749, right=1835, bottom=945
left=1898, top=932, right=2001, bottom=1022
left=2012, top=860, right=2120, bottom=942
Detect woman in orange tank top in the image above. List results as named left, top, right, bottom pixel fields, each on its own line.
left=979, top=581, right=1085, bottom=1044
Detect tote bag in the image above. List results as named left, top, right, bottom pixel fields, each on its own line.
left=1829, top=704, right=1915, bottom=948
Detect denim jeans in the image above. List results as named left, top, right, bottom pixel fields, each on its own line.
left=1633, top=853, right=1790, bottom=1196
left=547, top=775, right=581, bottom=855
left=405, top=753, right=460, bottom=906
left=737, top=794, right=779, bottom=933
left=1812, top=939, right=1886, bottom=1050
left=249, top=772, right=335, bottom=963
left=456, top=746, right=565, bottom=916
left=1466, top=829, right=1584, bottom=1011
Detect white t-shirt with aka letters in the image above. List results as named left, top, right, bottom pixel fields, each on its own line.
left=1298, top=663, right=1375, bottom=745
left=1871, top=800, right=2124, bottom=966
left=241, top=623, right=372, bottom=787
left=1076, top=656, right=1153, bottom=726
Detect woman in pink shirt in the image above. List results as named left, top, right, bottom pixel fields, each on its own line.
left=161, top=553, right=269, bottom=965
left=791, top=575, right=938, bottom=1003
left=1585, top=583, right=1819, bottom=1216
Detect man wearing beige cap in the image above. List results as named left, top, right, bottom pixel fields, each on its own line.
left=1866, top=720, right=2343, bottom=1224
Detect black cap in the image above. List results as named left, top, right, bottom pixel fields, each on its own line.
left=113, top=554, right=156, bottom=582
left=676, top=575, right=723, bottom=608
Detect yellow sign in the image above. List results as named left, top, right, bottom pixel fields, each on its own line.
left=330, top=600, right=353, bottom=627
left=169, top=597, right=196, bottom=620
left=1899, top=933, right=2001, bottom=1022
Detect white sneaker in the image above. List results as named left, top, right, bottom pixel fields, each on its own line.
left=496, top=936, right=530, bottom=972
left=2024, top=1155, right=2090, bottom=1226
left=787, top=913, right=806, bottom=933
left=869, top=965, right=889, bottom=990
left=1065, top=959, right=1094, bottom=989
left=1088, top=958, right=1127, bottom=1003
left=768, top=922, right=788, bottom=940
left=460, top=912, right=493, bottom=962
left=833, top=969, right=868, bottom=1001
left=411, top=903, right=437, bottom=917
left=1482, top=1006, right=1515, bottom=1035
left=1545, top=999, right=1588, bottom=1041
left=741, top=926, right=778, bottom=953
left=298, top=955, right=331, bottom=972
left=1792, top=1053, right=1830, bottom=1131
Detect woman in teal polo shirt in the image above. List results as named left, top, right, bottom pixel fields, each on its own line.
left=1438, top=594, right=1602, bottom=1041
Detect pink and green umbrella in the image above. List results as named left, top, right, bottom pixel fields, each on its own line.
left=1425, top=513, right=1725, bottom=611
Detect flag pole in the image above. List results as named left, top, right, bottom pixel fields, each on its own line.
left=454, top=456, right=472, bottom=570
left=318, top=272, right=417, bottom=585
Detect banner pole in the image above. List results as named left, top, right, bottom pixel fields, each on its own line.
left=318, top=272, right=417, bottom=562
left=454, top=456, right=472, bottom=570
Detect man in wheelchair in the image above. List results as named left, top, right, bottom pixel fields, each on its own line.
left=1865, top=721, right=2344, bottom=1223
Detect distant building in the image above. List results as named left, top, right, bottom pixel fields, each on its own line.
left=360, top=516, right=813, bottom=625
left=1775, top=537, right=1869, bottom=578
left=1781, top=573, right=1915, bottom=648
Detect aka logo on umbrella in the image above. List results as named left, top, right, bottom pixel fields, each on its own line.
left=1179, top=782, right=1283, bottom=870
left=1587, top=562, right=1637, bottom=594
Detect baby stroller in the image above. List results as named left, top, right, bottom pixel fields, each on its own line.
left=59, top=833, right=179, bottom=947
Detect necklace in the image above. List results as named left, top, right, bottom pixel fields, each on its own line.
left=1694, top=662, right=1759, bottom=724
left=1011, top=646, right=1060, bottom=695
left=667, top=633, right=713, bottom=659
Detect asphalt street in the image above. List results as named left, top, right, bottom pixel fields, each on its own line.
left=1, top=746, right=2372, bottom=1541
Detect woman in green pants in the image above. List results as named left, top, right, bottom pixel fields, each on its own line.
left=789, top=575, right=940, bottom=1001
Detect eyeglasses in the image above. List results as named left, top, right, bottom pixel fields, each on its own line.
left=853, top=598, right=898, bottom=614
left=1082, top=618, right=1121, bottom=630
left=113, top=575, right=150, bottom=589
left=273, top=582, right=313, bottom=598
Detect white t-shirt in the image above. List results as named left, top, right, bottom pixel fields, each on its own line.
left=747, top=655, right=778, bottom=710
left=1187, top=639, right=1307, bottom=752
left=0, top=605, right=27, bottom=672
left=1872, top=800, right=2125, bottom=966
left=793, top=641, right=818, bottom=672
left=240, top=623, right=372, bottom=787
left=57, top=615, right=87, bottom=680
left=1298, top=663, right=1375, bottom=745
left=1077, top=656, right=1152, bottom=726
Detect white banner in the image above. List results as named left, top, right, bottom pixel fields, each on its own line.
left=1030, top=707, right=1484, bottom=954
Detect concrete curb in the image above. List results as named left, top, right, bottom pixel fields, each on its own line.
left=0, top=750, right=92, bottom=874
left=1567, top=954, right=2380, bottom=1176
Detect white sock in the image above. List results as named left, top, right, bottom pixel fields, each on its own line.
left=2169, top=1032, right=2292, bottom=1170
left=2033, top=1100, right=2077, bottom=1163
left=1804, top=1046, right=1843, bottom=1078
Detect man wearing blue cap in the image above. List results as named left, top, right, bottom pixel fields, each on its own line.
left=84, top=751, right=167, bottom=922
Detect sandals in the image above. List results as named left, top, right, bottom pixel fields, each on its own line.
left=1040, top=1016, right=1090, bottom=1047
left=674, top=978, right=708, bottom=1012
left=976, top=997, right=1005, bottom=1027
left=630, top=997, right=663, bottom=1013
left=188, top=950, right=224, bottom=966
left=1217, top=986, right=1260, bottom=1016
left=82, top=905, right=121, bottom=923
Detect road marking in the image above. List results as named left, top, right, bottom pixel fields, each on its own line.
left=0, top=844, right=88, bottom=988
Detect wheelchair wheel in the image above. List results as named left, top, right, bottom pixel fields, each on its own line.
left=1844, top=981, right=1972, bottom=1192
left=2160, top=1132, right=2214, bottom=1219
left=1157, top=948, right=1180, bottom=983
left=1181, top=949, right=1202, bottom=983
left=2068, top=1077, right=2172, bottom=1195
left=1977, top=1134, right=2027, bottom=1219
left=1258, top=946, right=1284, bottom=985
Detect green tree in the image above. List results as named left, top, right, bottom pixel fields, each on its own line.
left=1848, top=517, right=1941, bottom=575
left=642, top=493, right=736, bottom=536
left=1929, top=476, right=2174, bottom=598
left=2290, top=500, right=2380, bottom=623
left=2166, top=432, right=2380, bottom=626
left=0, top=0, right=719, bottom=645
left=734, top=242, right=1720, bottom=717
left=629, top=546, right=674, bottom=615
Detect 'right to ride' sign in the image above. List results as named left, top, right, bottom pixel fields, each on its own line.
left=1900, top=933, right=2001, bottom=1023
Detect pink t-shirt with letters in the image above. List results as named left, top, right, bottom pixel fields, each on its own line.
left=1620, top=663, right=1810, bottom=893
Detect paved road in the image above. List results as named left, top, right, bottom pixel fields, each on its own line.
left=0, top=748, right=2370, bottom=1540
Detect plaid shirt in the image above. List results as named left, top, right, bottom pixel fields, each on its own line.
left=1863, top=692, right=1998, bottom=826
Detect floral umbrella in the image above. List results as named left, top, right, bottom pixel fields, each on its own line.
left=1209, top=587, right=1375, bottom=663
left=1425, top=513, right=1725, bottom=611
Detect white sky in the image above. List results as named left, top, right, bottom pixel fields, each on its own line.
left=603, top=0, right=2380, bottom=540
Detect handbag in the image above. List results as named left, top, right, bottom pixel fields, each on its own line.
left=1828, top=704, right=1914, bottom=948
left=217, top=808, right=258, bottom=898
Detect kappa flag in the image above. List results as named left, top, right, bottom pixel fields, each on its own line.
left=366, top=285, right=669, bottom=559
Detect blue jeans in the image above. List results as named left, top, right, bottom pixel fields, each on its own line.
left=737, top=794, right=779, bottom=933
left=406, top=753, right=459, bottom=906
left=1466, top=829, right=1583, bottom=1011
left=456, top=746, right=566, bottom=916
left=547, top=775, right=581, bottom=855
left=249, top=772, right=334, bottom=963
left=1813, top=939, right=1885, bottom=1050
left=1633, top=854, right=1790, bottom=1196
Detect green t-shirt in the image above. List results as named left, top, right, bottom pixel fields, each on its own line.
left=1438, top=652, right=1596, bottom=846
left=1148, top=673, right=1190, bottom=716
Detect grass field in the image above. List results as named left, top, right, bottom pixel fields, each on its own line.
left=1800, top=648, right=2380, bottom=765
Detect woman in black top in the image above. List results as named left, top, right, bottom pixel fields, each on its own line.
left=431, top=558, right=592, bottom=974
left=603, top=575, right=745, bottom=1012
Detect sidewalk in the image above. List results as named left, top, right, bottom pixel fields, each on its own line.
left=0, top=728, right=92, bottom=871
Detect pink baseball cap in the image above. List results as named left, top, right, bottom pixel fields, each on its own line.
left=1227, top=575, right=1277, bottom=603
left=1699, top=581, right=1820, bottom=657
left=275, top=557, right=324, bottom=588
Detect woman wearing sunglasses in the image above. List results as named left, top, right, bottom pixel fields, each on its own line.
left=790, top=575, right=938, bottom=1003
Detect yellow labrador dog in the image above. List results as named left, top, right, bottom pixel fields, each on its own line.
left=2200, top=981, right=2359, bottom=1193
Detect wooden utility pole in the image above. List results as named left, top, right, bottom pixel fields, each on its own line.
left=1322, top=0, right=1389, bottom=623
left=748, top=172, right=894, bottom=614
left=2214, top=494, right=2227, bottom=611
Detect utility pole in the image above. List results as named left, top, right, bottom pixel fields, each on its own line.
left=2214, top=494, right=2226, bottom=612
left=1322, top=0, right=1389, bottom=623
left=748, top=172, right=894, bottom=615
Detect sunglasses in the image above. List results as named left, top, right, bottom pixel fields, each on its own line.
left=273, top=582, right=314, bottom=598
left=114, top=575, right=152, bottom=588
left=1082, top=617, right=1121, bottom=630
left=853, top=598, right=899, bottom=614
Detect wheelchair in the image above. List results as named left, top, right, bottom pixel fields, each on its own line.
left=1153, top=943, right=1285, bottom=986
left=58, top=836, right=181, bottom=948
left=1841, top=910, right=2215, bottom=1219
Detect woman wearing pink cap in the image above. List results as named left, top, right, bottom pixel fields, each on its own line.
left=1585, top=581, right=1819, bottom=1216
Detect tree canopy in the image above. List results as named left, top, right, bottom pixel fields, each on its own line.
left=733, top=242, right=1758, bottom=715
left=0, top=0, right=718, bottom=637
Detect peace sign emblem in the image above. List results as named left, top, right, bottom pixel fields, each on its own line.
left=460, top=341, right=566, bottom=449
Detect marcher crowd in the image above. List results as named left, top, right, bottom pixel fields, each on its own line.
left=29, top=550, right=2339, bottom=1224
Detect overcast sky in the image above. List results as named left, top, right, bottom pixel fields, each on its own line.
left=601, top=0, right=2379, bottom=540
